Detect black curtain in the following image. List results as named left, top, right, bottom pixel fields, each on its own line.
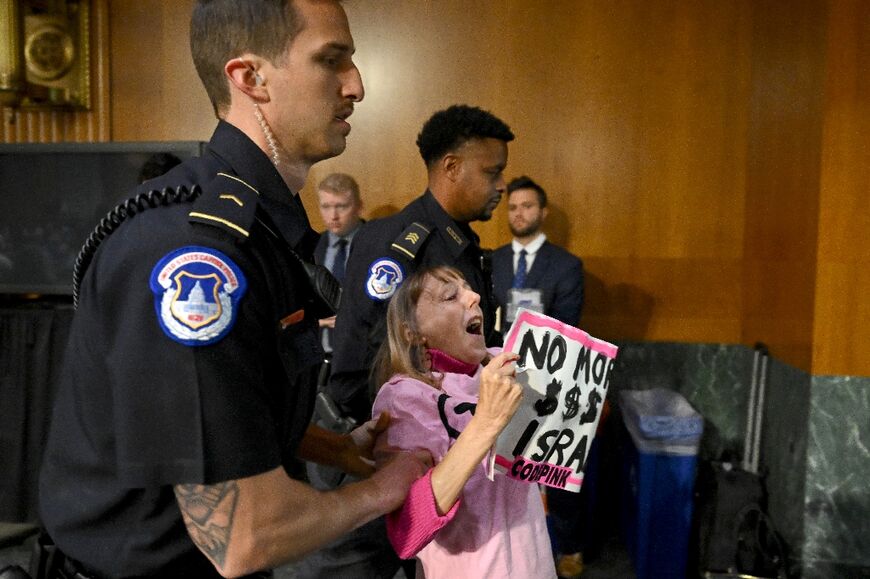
left=0, top=305, right=73, bottom=522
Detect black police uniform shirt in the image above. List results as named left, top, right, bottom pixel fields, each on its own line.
left=38, top=121, right=323, bottom=578
left=328, top=191, right=496, bottom=422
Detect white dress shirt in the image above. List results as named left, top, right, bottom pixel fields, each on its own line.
left=511, top=233, right=547, bottom=274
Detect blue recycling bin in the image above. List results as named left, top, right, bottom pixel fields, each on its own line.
left=619, top=388, right=703, bottom=579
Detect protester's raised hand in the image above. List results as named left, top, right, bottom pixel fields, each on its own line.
left=475, top=351, right=523, bottom=436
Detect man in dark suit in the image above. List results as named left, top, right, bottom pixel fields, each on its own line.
left=492, top=175, right=589, bottom=579
left=493, top=175, right=584, bottom=329
left=313, top=172, right=364, bottom=357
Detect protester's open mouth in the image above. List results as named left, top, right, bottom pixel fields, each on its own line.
left=466, top=317, right=482, bottom=335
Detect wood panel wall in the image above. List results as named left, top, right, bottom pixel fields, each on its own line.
left=740, top=0, right=827, bottom=372
left=813, top=0, right=870, bottom=376
left=316, top=0, right=755, bottom=349
left=4, top=0, right=867, bottom=375
left=109, top=0, right=213, bottom=141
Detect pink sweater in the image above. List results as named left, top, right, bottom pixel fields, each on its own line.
left=373, top=356, right=556, bottom=579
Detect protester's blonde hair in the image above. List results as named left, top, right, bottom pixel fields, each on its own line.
left=372, top=265, right=466, bottom=390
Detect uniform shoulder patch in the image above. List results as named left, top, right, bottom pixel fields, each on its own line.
left=149, top=246, right=248, bottom=346
left=365, top=257, right=405, bottom=301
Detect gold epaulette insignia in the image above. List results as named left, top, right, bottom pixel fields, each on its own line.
left=390, top=222, right=432, bottom=260
left=188, top=172, right=260, bottom=239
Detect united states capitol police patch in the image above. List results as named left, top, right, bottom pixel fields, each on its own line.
left=365, top=257, right=405, bottom=301
left=149, top=246, right=247, bottom=346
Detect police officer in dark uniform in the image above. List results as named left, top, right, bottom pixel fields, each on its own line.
left=36, top=2, right=428, bottom=578
left=298, top=105, right=513, bottom=579
left=328, top=104, right=515, bottom=424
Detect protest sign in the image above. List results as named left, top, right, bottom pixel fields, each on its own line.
left=491, top=308, right=618, bottom=493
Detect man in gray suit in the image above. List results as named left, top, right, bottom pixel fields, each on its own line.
left=313, top=172, right=364, bottom=357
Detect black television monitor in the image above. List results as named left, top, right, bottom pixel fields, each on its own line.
left=0, top=141, right=205, bottom=296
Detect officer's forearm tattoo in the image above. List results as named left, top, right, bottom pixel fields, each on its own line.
left=174, top=482, right=240, bottom=567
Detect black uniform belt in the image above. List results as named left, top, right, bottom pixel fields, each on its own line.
left=30, top=532, right=274, bottom=579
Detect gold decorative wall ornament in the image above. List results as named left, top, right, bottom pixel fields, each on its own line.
left=0, top=0, right=90, bottom=111
left=0, top=0, right=23, bottom=107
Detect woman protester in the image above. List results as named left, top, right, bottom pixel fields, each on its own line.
left=371, top=266, right=556, bottom=578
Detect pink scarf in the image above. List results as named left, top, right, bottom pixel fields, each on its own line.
left=427, top=348, right=479, bottom=377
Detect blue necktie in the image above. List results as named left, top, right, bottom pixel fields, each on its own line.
left=512, top=249, right=527, bottom=289
left=332, top=238, right=348, bottom=283
left=323, top=238, right=348, bottom=353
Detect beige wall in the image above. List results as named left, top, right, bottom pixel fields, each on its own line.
left=2, top=0, right=867, bottom=376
